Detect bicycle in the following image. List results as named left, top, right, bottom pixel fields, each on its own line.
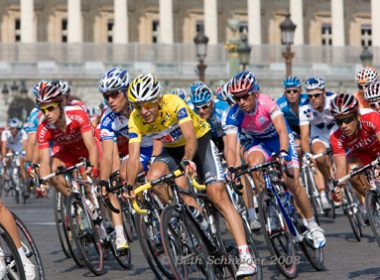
left=301, top=150, right=335, bottom=224
left=230, top=157, right=325, bottom=279
left=2, top=153, right=26, bottom=204
left=333, top=155, right=380, bottom=247
left=131, top=169, right=263, bottom=280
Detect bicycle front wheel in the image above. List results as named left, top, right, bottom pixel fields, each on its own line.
left=366, top=190, right=380, bottom=247
left=344, top=187, right=363, bottom=242
left=160, top=204, right=216, bottom=280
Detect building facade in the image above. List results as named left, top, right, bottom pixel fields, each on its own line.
left=0, top=0, right=377, bottom=48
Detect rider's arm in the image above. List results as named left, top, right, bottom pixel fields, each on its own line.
left=25, top=133, right=36, bottom=162
left=126, top=142, right=141, bottom=186
left=333, top=155, right=347, bottom=181
left=272, top=114, right=289, bottom=152
left=152, top=139, right=163, bottom=157
left=225, top=132, right=238, bottom=167
left=82, top=130, right=99, bottom=168
left=180, top=120, right=197, bottom=161
left=100, top=139, right=114, bottom=180
left=39, top=147, right=51, bottom=178
left=300, top=124, right=310, bottom=153
left=1, top=140, right=6, bottom=157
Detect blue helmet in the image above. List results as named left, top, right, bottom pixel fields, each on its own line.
left=304, top=77, right=326, bottom=91
left=8, top=118, right=22, bottom=129
left=283, top=76, right=301, bottom=88
left=229, top=71, right=259, bottom=97
left=98, top=67, right=130, bottom=94
left=191, top=85, right=212, bottom=106
left=170, top=88, right=187, bottom=100
left=189, top=81, right=205, bottom=95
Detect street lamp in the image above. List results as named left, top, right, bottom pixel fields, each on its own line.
left=360, top=46, right=373, bottom=66
left=280, top=13, right=297, bottom=77
left=20, top=80, right=28, bottom=95
left=2, top=83, right=9, bottom=105
left=193, top=28, right=209, bottom=82
left=10, top=80, right=18, bottom=92
left=238, top=34, right=251, bottom=71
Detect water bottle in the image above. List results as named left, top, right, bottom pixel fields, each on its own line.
left=85, top=199, right=98, bottom=220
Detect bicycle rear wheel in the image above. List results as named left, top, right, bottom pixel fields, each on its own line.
left=344, top=187, right=363, bottom=241
left=365, top=190, right=380, bottom=247
left=299, top=232, right=325, bottom=271
left=258, top=190, right=297, bottom=279
left=12, top=212, right=45, bottom=279
left=119, top=197, right=137, bottom=243
left=0, top=224, right=26, bottom=280
left=302, top=170, right=321, bottom=225
left=160, top=204, right=216, bottom=280
left=67, top=193, right=104, bottom=276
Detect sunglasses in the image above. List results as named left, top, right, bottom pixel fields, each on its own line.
left=135, top=101, right=156, bottom=111
left=335, top=116, right=356, bottom=126
left=195, top=102, right=211, bottom=110
left=103, top=91, right=122, bottom=101
left=358, top=84, right=369, bottom=90
left=232, top=94, right=251, bottom=103
left=370, top=101, right=380, bottom=110
left=308, top=93, right=322, bottom=99
left=286, top=89, right=299, bottom=95
left=39, top=103, right=59, bottom=114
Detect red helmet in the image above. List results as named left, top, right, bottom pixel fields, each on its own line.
left=35, top=80, right=63, bottom=105
left=330, top=93, right=358, bottom=117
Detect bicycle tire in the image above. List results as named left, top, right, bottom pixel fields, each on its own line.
left=12, top=212, right=46, bottom=280
left=365, top=190, right=380, bottom=247
left=299, top=233, right=325, bottom=271
left=302, top=169, right=321, bottom=225
left=53, top=192, right=71, bottom=259
left=135, top=210, right=173, bottom=279
left=160, top=204, right=216, bottom=280
left=258, top=190, right=297, bottom=279
left=0, top=224, right=26, bottom=280
left=344, top=187, right=362, bottom=241
left=119, top=197, right=137, bottom=243
left=67, top=193, right=104, bottom=276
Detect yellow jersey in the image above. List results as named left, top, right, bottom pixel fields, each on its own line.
left=128, top=94, right=210, bottom=148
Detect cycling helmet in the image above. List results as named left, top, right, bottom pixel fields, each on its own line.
left=191, top=85, right=213, bottom=106
left=330, top=93, right=359, bottom=117
left=128, top=73, right=162, bottom=103
left=32, top=80, right=48, bottom=99
left=59, top=80, right=71, bottom=96
left=304, top=77, right=326, bottom=91
left=283, top=76, right=301, bottom=88
left=189, top=81, right=205, bottom=95
left=364, top=81, right=380, bottom=102
left=229, top=71, right=259, bottom=97
left=35, top=80, right=63, bottom=104
left=355, top=67, right=378, bottom=85
left=170, top=88, right=187, bottom=100
left=8, top=118, right=22, bottom=129
left=98, top=67, right=130, bottom=94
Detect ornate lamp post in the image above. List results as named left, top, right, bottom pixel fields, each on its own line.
left=280, top=13, right=297, bottom=77
left=237, top=34, right=251, bottom=71
left=193, top=28, right=209, bottom=82
left=20, top=80, right=28, bottom=95
left=360, top=46, right=373, bottom=67
left=2, top=83, right=9, bottom=105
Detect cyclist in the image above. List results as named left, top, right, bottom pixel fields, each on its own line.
left=170, top=88, right=187, bottom=101
left=354, top=67, right=378, bottom=109
left=2, top=118, right=28, bottom=184
left=299, top=76, right=336, bottom=210
left=364, top=80, right=380, bottom=112
left=330, top=93, right=380, bottom=219
left=0, top=201, right=35, bottom=279
left=126, top=73, right=257, bottom=278
left=224, top=71, right=326, bottom=249
left=98, top=67, right=153, bottom=252
left=59, top=80, right=87, bottom=111
left=36, top=81, right=100, bottom=198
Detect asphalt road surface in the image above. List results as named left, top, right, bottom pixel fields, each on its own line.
left=4, top=192, right=380, bottom=280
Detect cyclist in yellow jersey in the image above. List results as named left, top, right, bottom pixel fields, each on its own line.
left=126, top=74, right=257, bottom=278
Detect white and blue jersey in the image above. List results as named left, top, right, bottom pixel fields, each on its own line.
left=100, top=107, right=153, bottom=170
left=276, top=93, right=308, bottom=137
left=25, top=106, right=41, bottom=134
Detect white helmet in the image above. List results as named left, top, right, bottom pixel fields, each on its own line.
left=98, top=67, right=130, bottom=94
left=128, top=73, right=162, bottom=103
left=59, top=80, right=71, bottom=96
left=365, top=81, right=380, bottom=102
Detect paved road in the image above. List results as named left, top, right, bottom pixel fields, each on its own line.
left=4, top=193, right=380, bottom=280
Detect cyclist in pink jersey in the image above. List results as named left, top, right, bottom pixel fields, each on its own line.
left=225, top=71, right=326, bottom=249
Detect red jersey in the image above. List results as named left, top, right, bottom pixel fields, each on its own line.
left=330, top=110, right=380, bottom=164
left=37, top=106, right=93, bottom=152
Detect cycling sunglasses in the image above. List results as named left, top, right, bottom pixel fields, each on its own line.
left=195, top=102, right=211, bottom=110
left=135, top=101, right=156, bottom=111
left=103, top=91, right=122, bottom=101
left=357, top=84, right=369, bottom=90
left=39, top=103, right=59, bottom=114
left=232, top=94, right=250, bottom=103
left=370, top=100, right=380, bottom=110
left=335, top=115, right=356, bottom=126
left=285, top=89, right=299, bottom=95
left=307, top=92, right=323, bottom=99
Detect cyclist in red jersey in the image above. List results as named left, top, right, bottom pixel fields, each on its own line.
left=330, top=93, right=380, bottom=216
left=36, top=81, right=100, bottom=197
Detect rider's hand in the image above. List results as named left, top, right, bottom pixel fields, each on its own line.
left=180, top=160, right=197, bottom=176
left=122, top=184, right=135, bottom=200
left=99, top=180, right=110, bottom=197
left=302, top=152, right=313, bottom=163
left=37, top=184, right=49, bottom=198
left=87, top=166, right=99, bottom=179
left=279, top=150, right=291, bottom=165
left=332, top=186, right=344, bottom=202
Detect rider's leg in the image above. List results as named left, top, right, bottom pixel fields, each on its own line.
left=51, top=157, right=71, bottom=197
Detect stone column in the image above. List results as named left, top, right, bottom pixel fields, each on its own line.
left=114, top=0, right=128, bottom=43
left=371, top=0, right=380, bottom=47
left=331, top=0, right=345, bottom=46
left=248, top=0, right=261, bottom=45
left=67, top=0, right=82, bottom=43
left=20, top=0, right=36, bottom=42
left=159, top=0, right=173, bottom=43
left=290, top=0, right=303, bottom=45
left=204, top=0, right=218, bottom=44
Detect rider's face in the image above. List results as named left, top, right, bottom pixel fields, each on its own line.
left=285, top=87, right=301, bottom=105
left=104, top=91, right=127, bottom=113
left=235, top=93, right=256, bottom=113
left=307, top=89, right=325, bottom=111
left=369, top=100, right=380, bottom=113
left=335, top=113, right=358, bottom=137
left=195, top=101, right=214, bottom=120
left=9, top=127, right=18, bottom=137
left=135, top=100, right=160, bottom=123
left=40, top=102, right=61, bottom=124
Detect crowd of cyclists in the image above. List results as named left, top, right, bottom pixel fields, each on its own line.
left=0, top=64, right=380, bottom=279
